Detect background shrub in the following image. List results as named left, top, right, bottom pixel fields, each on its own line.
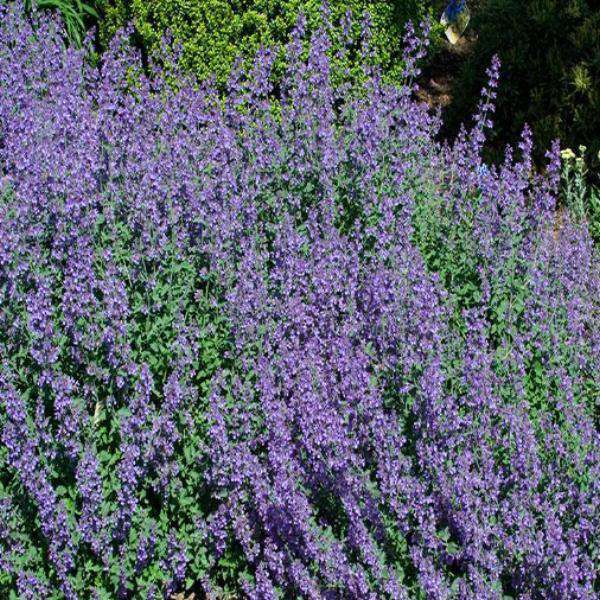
left=446, top=0, right=600, bottom=179
left=97, top=0, right=442, bottom=89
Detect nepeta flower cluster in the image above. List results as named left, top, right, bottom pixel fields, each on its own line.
left=0, top=2, right=598, bottom=598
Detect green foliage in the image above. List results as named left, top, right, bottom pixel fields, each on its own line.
left=561, top=146, right=600, bottom=244
left=0, top=183, right=230, bottom=597
left=25, top=0, right=100, bottom=46
left=98, top=0, right=441, bottom=88
left=589, top=183, right=600, bottom=243
left=413, top=183, right=482, bottom=312
left=412, top=151, right=598, bottom=498
left=448, top=0, right=600, bottom=176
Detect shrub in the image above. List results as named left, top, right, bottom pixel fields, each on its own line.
left=97, top=0, right=441, bottom=89
left=447, top=0, right=600, bottom=178
left=0, top=3, right=598, bottom=598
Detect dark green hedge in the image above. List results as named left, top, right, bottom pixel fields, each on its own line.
left=447, top=0, right=600, bottom=177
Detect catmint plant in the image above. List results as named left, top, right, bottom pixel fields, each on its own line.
left=0, top=2, right=597, bottom=598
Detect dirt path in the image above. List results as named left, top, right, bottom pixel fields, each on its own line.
left=416, top=33, right=477, bottom=110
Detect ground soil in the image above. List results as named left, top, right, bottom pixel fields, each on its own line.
left=415, top=32, right=477, bottom=111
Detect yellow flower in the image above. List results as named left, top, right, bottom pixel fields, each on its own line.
left=560, top=148, right=576, bottom=161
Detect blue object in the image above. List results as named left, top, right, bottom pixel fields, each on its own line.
left=476, top=164, right=489, bottom=178
left=441, top=0, right=470, bottom=44
left=444, top=0, right=467, bottom=23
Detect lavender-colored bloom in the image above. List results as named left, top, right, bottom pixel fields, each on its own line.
left=163, top=532, right=188, bottom=596
left=16, top=572, right=50, bottom=599
left=75, top=446, right=106, bottom=556
left=135, top=523, right=156, bottom=575
left=1, top=375, right=76, bottom=597
left=115, top=364, right=153, bottom=538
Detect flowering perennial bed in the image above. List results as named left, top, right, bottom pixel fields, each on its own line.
left=0, top=3, right=598, bottom=599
